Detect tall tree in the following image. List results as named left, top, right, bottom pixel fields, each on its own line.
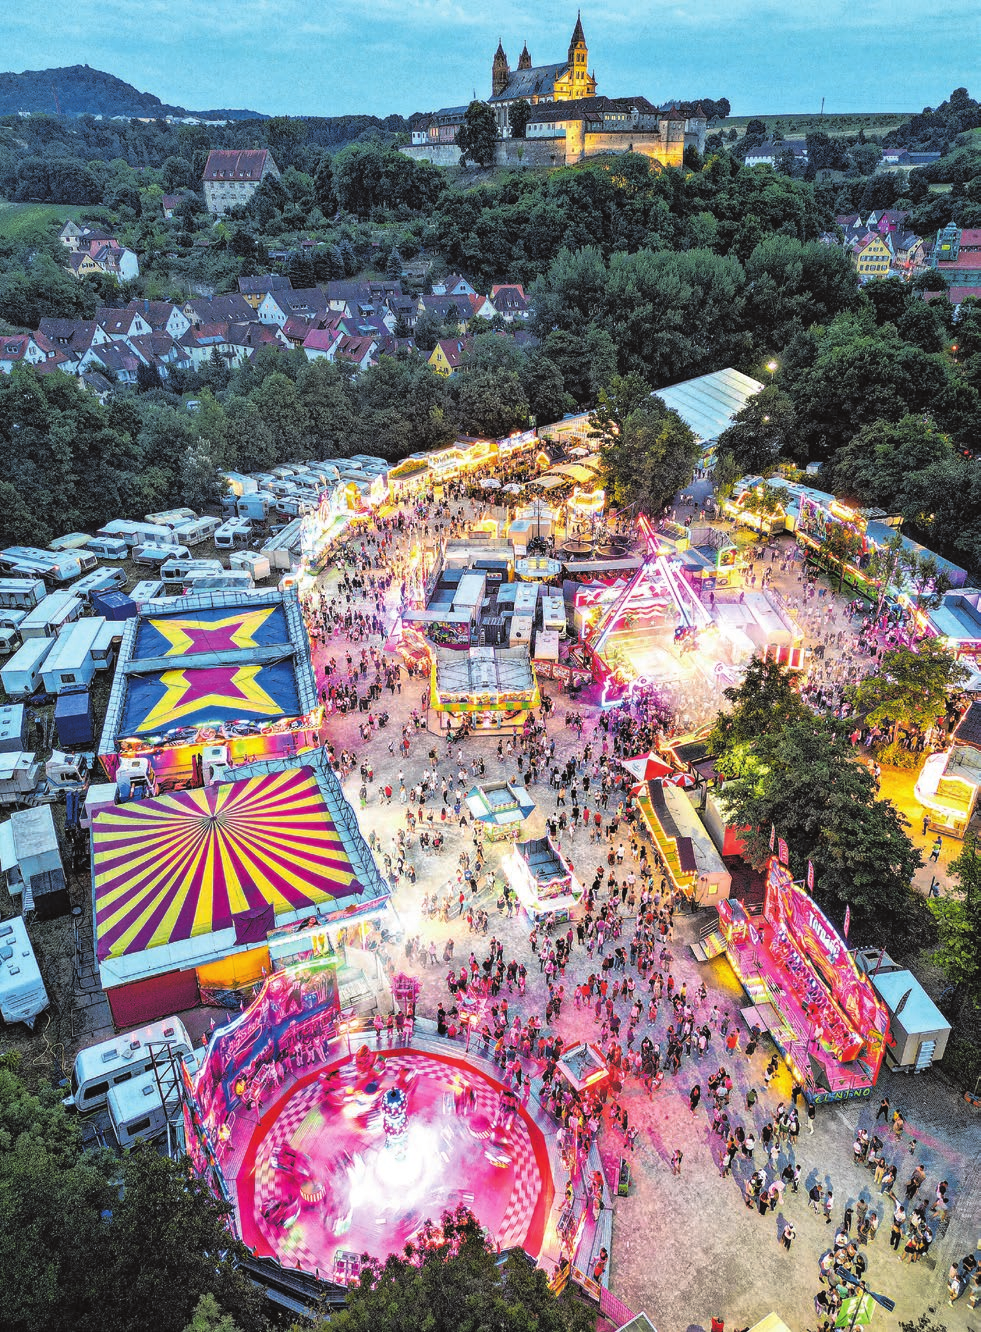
left=456, top=101, right=498, bottom=169
left=849, top=641, right=968, bottom=744
left=929, top=833, right=981, bottom=1012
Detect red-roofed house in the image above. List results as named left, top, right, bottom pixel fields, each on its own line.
left=490, top=284, right=530, bottom=320
left=202, top=148, right=280, bottom=215
left=428, top=337, right=472, bottom=376
left=0, top=334, right=48, bottom=375
left=332, top=335, right=378, bottom=372
left=302, top=327, right=344, bottom=362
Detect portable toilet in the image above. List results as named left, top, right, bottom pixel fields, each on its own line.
left=0, top=916, right=49, bottom=1027
left=0, top=705, right=27, bottom=754
left=0, top=637, right=55, bottom=698
left=54, top=690, right=93, bottom=748
left=90, top=590, right=138, bottom=622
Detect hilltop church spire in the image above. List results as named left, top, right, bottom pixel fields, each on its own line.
left=492, top=39, right=510, bottom=97
left=568, top=10, right=586, bottom=63
left=518, top=41, right=532, bottom=70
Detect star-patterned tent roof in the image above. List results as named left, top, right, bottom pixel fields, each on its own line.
left=93, top=765, right=381, bottom=961
left=120, top=660, right=300, bottom=737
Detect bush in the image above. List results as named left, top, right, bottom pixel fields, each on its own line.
left=939, top=1034, right=981, bottom=1092
left=874, top=740, right=920, bottom=769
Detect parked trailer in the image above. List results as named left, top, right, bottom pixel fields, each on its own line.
left=221, top=471, right=258, bottom=498
left=18, top=592, right=85, bottom=640
left=0, top=578, right=45, bottom=611
left=64, top=1016, right=193, bottom=1113
left=49, top=532, right=93, bottom=552
left=214, top=519, right=252, bottom=550
left=183, top=570, right=254, bottom=594
left=40, top=618, right=116, bottom=694
left=0, top=637, right=55, bottom=697
left=144, top=508, right=197, bottom=529
left=70, top=568, right=127, bottom=601
left=96, top=520, right=179, bottom=549
left=0, top=547, right=96, bottom=583
left=230, top=550, right=271, bottom=581
left=236, top=492, right=274, bottom=521
left=107, top=1050, right=203, bottom=1148
left=160, top=557, right=222, bottom=586
left=133, top=544, right=190, bottom=569
left=0, top=752, right=43, bottom=806
left=172, top=516, right=221, bottom=548
left=85, top=536, right=129, bottom=560
left=129, top=580, right=165, bottom=606
left=0, top=917, right=49, bottom=1028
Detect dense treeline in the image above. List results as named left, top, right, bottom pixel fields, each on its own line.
left=0, top=331, right=576, bottom=547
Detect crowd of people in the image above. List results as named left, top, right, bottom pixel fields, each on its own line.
left=288, top=478, right=966, bottom=1326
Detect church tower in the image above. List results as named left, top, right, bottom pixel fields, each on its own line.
left=492, top=41, right=510, bottom=97
left=553, top=11, right=596, bottom=102
left=568, top=11, right=587, bottom=66
left=518, top=42, right=532, bottom=70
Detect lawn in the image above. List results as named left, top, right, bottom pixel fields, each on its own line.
left=724, top=111, right=912, bottom=140
left=0, top=199, right=89, bottom=239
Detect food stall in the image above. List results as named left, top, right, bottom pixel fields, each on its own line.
left=465, top=780, right=536, bottom=842
left=504, top=835, right=583, bottom=921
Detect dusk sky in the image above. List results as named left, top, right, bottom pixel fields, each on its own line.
left=4, top=0, right=977, bottom=119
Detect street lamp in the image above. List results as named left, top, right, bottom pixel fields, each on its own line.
left=766, top=359, right=778, bottom=382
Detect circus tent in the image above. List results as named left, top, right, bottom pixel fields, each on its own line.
left=91, top=753, right=390, bottom=1025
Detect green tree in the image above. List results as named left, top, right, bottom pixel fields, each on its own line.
left=711, top=448, right=744, bottom=499
left=929, top=833, right=981, bottom=1010
left=457, top=101, right=499, bottom=169
left=508, top=100, right=532, bottom=140
left=599, top=395, right=700, bottom=514
left=414, top=309, right=443, bottom=353
left=849, top=640, right=968, bottom=744
left=715, top=385, right=796, bottom=476
left=312, top=1205, right=590, bottom=1332
left=588, top=372, right=653, bottom=447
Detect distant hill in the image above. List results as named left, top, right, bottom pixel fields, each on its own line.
left=0, top=64, right=264, bottom=120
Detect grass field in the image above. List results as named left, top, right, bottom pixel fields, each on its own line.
left=0, top=199, right=88, bottom=239
left=724, top=111, right=912, bottom=140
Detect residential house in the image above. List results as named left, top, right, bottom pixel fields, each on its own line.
left=183, top=294, right=256, bottom=326
left=124, top=299, right=191, bottom=340
left=428, top=338, right=472, bottom=376
left=744, top=140, right=809, bottom=168
left=851, top=232, right=893, bottom=281
left=202, top=148, right=280, bottom=215
left=79, top=344, right=140, bottom=385
left=0, top=334, right=48, bottom=374
left=433, top=274, right=477, bottom=297
left=176, top=322, right=238, bottom=370
left=95, top=307, right=152, bottom=341
left=225, top=321, right=290, bottom=361
left=237, top=274, right=292, bottom=310
left=867, top=209, right=907, bottom=235
left=124, top=332, right=189, bottom=380
left=419, top=294, right=476, bottom=328
left=59, top=222, right=115, bottom=252
left=67, top=238, right=139, bottom=281
left=161, top=194, right=182, bottom=219
left=892, top=231, right=927, bottom=274
left=80, top=371, right=115, bottom=402
left=37, top=318, right=110, bottom=364
left=302, top=327, right=344, bottom=362
left=490, top=284, right=530, bottom=321
left=257, top=286, right=329, bottom=327
left=332, top=335, right=377, bottom=373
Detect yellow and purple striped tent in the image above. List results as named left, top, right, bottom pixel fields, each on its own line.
left=93, top=765, right=374, bottom=961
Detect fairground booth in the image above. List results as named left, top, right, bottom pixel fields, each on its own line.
left=431, top=646, right=539, bottom=730
left=465, top=780, right=536, bottom=841
left=90, top=751, right=392, bottom=1026
left=711, top=857, right=890, bottom=1103
left=633, top=778, right=731, bottom=907
left=98, top=589, right=321, bottom=788
left=504, top=835, right=583, bottom=921
left=913, top=701, right=981, bottom=838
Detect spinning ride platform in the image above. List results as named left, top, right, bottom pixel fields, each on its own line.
left=232, top=1047, right=555, bottom=1279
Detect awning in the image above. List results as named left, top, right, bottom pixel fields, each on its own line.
left=0, top=821, right=16, bottom=872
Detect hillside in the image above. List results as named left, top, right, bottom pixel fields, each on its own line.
left=0, top=64, right=262, bottom=120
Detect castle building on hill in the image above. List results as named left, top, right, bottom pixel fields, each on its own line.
left=488, top=13, right=597, bottom=136
left=403, top=12, right=707, bottom=171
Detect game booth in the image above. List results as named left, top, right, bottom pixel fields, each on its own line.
left=465, top=780, right=536, bottom=842
left=712, top=857, right=890, bottom=1103
left=90, top=751, right=393, bottom=1027
left=98, top=590, right=322, bottom=789
left=504, top=836, right=583, bottom=922
left=182, top=959, right=559, bottom=1286
left=431, top=646, right=540, bottom=731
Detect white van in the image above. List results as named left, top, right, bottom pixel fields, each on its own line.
left=64, top=1016, right=193, bottom=1114
left=86, top=536, right=130, bottom=560
left=160, top=556, right=222, bottom=586
left=107, top=1049, right=203, bottom=1148
left=133, top=544, right=190, bottom=568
